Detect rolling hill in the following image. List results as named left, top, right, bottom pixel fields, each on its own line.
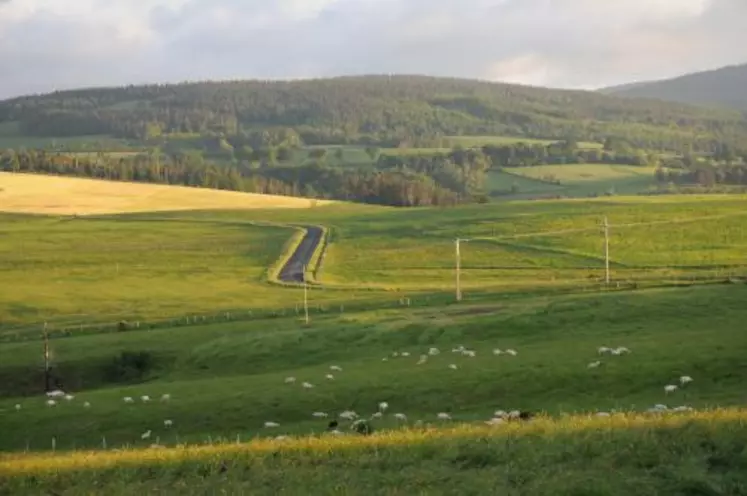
left=2, top=75, right=747, bottom=152
left=604, top=63, right=747, bottom=110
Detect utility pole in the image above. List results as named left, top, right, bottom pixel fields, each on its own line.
left=42, top=322, right=50, bottom=392
left=455, top=238, right=462, bottom=302
left=303, top=265, right=310, bottom=325
left=603, top=217, right=610, bottom=285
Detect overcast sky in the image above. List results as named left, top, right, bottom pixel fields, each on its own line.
left=0, top=0, right=745, bottom=99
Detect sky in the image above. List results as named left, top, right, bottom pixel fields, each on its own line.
left=0, top=0, right=745, bottom=99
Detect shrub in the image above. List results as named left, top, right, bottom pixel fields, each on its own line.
left=103, top=351, right=156, bottom=383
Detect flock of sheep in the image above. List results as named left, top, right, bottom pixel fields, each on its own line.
left=10, top=342, right=697, bottom=444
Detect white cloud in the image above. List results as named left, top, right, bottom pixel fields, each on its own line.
left=0, top=0, right=745, bottom=98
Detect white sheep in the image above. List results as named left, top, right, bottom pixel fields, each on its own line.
left=382, top=357, right=389, bottom=362
left=401, top=352, right=411, bottom=357
left=394, top=413, right=407, bottom=421
left=587, top=361, right=602, bottom=369
left=462, top=350, right=476, bottom=358
left=370, top=412, right=383, bottom=419
left=264, top=422, right=280, bottom=428
left=141, top=395, right=151, bottom=403
left=680, top=375, right=694, bottom=385
left=275, top=435, right=289, bottom=441
left=312, top=412, right=328, bottom=418
left=123, top=397, right=134, bottom=404
left=284, top=377, right=297, bottom=384
left=64, top=394, right=74, bottom=401
left=164, top=419, right=173, bottom=428
left=452, top=346, right=466, bottom=353
left=46, top=390, right=65, bottom=398
left=46, top=400, right=56, bottom=407
left=485, top=417, right=504, bottom=426
left=494, top=410, right=507, bottom=418
left=654, top=404, right=669, bottom=411
left=508, top=410, right=521, bottom=419
left=615, top=347, right=631, bottom=354
left=378, top=402, right=389, bottom=412
left=329, top=430, right=343, bottom=435
left=302, top=382, right=315, bottom=389
left=595, top=412, right=611, bottom=417
left=330, top=365, right=343, bottom=372
left=672, top=406, right=693, bottom=413
left=493, top=348, right=503, bottom=356
left=437, top=413, right=452, bottom=420
left=339, top=410, right=358, bottom=420
left=664, top=385, right=678, bottom=394
left=141, top=430, right=152, bottom=440
left=392, top=352, right=399, bottom=358
left=161, top=394, right=171, bottom=401
left=15, top=404, right=21, bottom=411
left=505, top=349, right=518, bottom=356
left=83, top=402, right=91, bottom=408
left=416, top=355, right=428, bottom=365
left=448, top=364, right=458, bottom=370
left=325, top=374, right=335, bottom=380
left=428, top=347, right=440, bottom=356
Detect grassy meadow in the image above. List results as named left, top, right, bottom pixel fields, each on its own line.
left=1, top=175, right=747, bottom=493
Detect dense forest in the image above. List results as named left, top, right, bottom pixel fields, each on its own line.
left=2, top=76, right=747, bottom=153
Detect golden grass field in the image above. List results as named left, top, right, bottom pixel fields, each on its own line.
left=0, top=172, right=333, bottom=215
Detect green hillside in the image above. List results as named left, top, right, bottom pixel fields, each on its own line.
left=2, top=75, right=746, bottom=153
left=605, top=63, right=747, bottom=110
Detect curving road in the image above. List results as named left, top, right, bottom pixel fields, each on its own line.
left=278, top=226, right=324, bottom=283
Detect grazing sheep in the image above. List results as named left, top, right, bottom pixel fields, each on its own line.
left=141, top=430, right=152, bottom=440
left=392, top=352, right=399, bottom=358
left=598, top=347, right=611, bottom=355
left=275, top=436, right=289, bottom=441
left=451, top=346, right=466, bottom=353
left=161, top=394, right=171, bottom=402
left=123, top=397, right=134, bottom=404
left=654, top=404, right=669, bottom=411
left=588, top=361, right=602, bottom=369
left=494, top=410, right=507, bottom=419
left=64, top=394, right=74, bottom=401
left=401, top=352, right=411, bottom=357
left=672, top=406, right=693, bottom=413
left=302, top=382, right=315, bottom=389
left=378, top=402, right=389, bottom=412
left=312, top=412, right=328, bottom=418
left=325, top=374, right=335, bottom=380
left=83, top=402, right=91, bottom=408
left=505, top=349, right=518, bottom=356
left=46, top=400, right=56, bottom=407
left=508, top=410, right=521, bottom=420
left=664, top=385, right=678, bottom=394
left=680, top=375, right=694, bottom=385
left=462, top=350, right=476, bottom=358
left=382, top=357, right=389, bottom=362
left=614, top=347, right=631, bottom=354
left=448, top=364, right=458, bottom=370
left=437, top=413, right=452, bottom=420
left=330, top=366, right=343, bottom=372
left=416, top=355, right=428, bottom=365
left=14, top=404, right=21, bottom=411
left=264, top=422, right=280, bottom=428
left=46, top=390, right=66, bottom=398
left=164, top=419, right=173, bottom=428
left=339, top=410, right=358, bottom=421
left=370, top=412, right=383, bottom=419
left=329, top=429, right=343, bottom=436
left=141, top=396, right=151, bottom=403
left=485, top=417, right=504, bottom=426
left=493, top=349, right=503, bottom=356
left=284, top=377, right=297, bottom=384
left=595, top=412, right=611, bottom=417
left=428, top=347, right=440, bottom=356
left=394, top=413, right=407, bottom=421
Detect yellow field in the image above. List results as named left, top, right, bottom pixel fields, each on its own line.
left=511, top=164, right=654, bottom=183
left=0, top=172, right=333, bottom=215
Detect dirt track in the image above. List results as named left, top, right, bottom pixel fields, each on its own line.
left=278, top=226, right=324, bottom=283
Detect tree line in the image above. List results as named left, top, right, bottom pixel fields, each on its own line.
left=0, top=149, right=461, bottom=207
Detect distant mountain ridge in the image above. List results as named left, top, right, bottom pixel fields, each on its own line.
left=603, top=63, right=747, bottom=109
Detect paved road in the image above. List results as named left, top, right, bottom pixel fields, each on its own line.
left=278, top=226, right=324, bottom=283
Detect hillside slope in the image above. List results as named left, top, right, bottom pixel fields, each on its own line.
left=1, top=75, right=746, bottom=151
left=0, top=172, right=332, bottom=215
left=605, top=64, right=747, bottom=110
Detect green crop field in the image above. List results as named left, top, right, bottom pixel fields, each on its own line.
left=447, top=135, right=603, bottom=149
left=1, top=182, right=747, bottom=493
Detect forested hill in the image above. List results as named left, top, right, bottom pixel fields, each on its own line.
left=2, top=75, right=746, bottom=152
left=605, top=64, right=747, bottom=110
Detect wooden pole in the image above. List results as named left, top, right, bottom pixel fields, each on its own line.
left=456, top=239, right=462, bottom=302
left=603, top=217, right=610, bottom=285
left=303, top=265, right=310, bottom=325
